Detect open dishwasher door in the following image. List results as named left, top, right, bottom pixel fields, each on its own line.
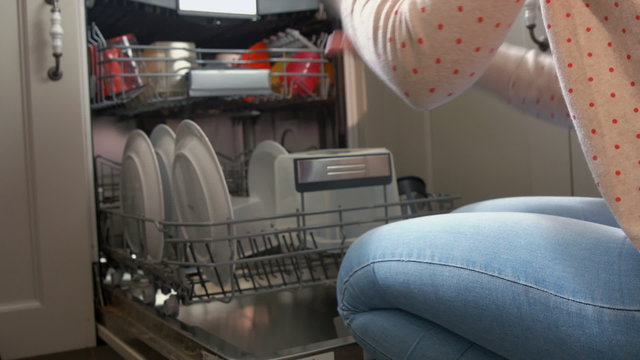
left=89, top=1, right=358, bottom=358
left=95, top=144, right=456, bottom=359
left=88, top=1, right=460, bottom=359
left=99, top=285, right=360, bottom=360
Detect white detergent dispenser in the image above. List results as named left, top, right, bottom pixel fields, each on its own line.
left=273, top=148, right=401, bottom=248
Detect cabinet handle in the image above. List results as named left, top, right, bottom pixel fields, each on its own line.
left=523, top=0, right=549, bottom=52
left=46, top=0, right=63, bottom=81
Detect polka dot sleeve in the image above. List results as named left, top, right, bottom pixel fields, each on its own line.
left=339, top=0, right=524, bottom=109
left=476, top=43, right=572, bottom=128
left=541, top=0, right=640, bottom=249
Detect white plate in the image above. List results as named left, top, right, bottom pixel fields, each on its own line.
left=248, top=140, right=288, bottom=218
left=120, top=130, right=165, bottom=261
left=151, top=124, right=182, bottom=261
left=150, top=124, right=176, bottom=222
left=172, top=120, right=234, bottom=284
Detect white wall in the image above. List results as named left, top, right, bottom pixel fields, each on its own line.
left=355, top=66, right=434, bottom=189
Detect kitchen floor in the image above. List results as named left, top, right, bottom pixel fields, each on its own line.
left=21, top=346, right=122, bottom=360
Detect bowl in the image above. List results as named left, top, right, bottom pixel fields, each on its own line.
left=141, top=41, right=197, bottom=100
left=283, top=51, right=321, bottom=95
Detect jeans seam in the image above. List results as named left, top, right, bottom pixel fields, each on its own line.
left=348, top=326, right=394, bottom=360
left=341, top=258, right=640, bottom=312
left=455, top=343, right=475, bottom=360
left=371, top=260, right=396, bottom=314
left=338, top=263, right=395, bottom=326
left=403, top=330, right=427, bottom=360
left=339, top=260, right=381, bottom=319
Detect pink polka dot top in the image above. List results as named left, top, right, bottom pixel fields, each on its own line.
left=340, top=0, right=640, bottom=251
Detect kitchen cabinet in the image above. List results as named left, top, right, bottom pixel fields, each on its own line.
left=0, top=0, right=96, bottom=358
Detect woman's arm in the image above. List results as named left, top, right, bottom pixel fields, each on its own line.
left=476, top=43, right=572, bottom=128
left=339, top=0, right=524, bottom=109
left=541, top=0, right=640, bottom=249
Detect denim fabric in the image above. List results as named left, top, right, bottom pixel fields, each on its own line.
left=337, top=197, right=640, bottom=359
left=454, top=196, right=620, bottom=228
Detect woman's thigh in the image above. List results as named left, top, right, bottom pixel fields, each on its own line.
left=453, top=196, right=619, bottom=227
left=337, top=212, right=640, bottom=360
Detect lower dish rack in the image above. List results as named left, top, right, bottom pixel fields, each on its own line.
left=98, top=194, right=458, bottom=312
left=96, top=151, right=459, bottom=320
left=95, top=151, right=459, bottom=359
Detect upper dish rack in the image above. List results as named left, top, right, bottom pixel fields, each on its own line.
left=95, top=156, right=459, bottom=315
left=87, top=24, right=333, bottom=114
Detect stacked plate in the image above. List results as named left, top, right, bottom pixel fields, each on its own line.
left=232, top=140, right=288, bottom=235
left=120, top=129, right=165, bottom=261
left=172, top=120, right=234, bottom=283
left=120, top=120, right=235, bottom=284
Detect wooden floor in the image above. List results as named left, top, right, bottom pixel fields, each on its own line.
left=20, top=346, right=123, bottom=360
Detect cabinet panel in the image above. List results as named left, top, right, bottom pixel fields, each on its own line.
left=0, top=0, right=39, bottom=307
left=0, top=0, right=96, bottom=358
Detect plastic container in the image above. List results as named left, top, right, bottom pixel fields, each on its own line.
left=141, top=41, right=196, bottom=100
left=101, top=34, right=144, bottom=97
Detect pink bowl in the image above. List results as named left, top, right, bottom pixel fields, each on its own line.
left=284, top=51, right=321, bottom=95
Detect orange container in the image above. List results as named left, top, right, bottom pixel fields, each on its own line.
left=241, top=41, right=270, bottom=69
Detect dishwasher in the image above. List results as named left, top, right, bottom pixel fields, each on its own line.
left=87, top=1, right=459, bottom=358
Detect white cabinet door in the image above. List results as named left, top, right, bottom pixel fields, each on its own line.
left=0, top=0, right=96, bottom=358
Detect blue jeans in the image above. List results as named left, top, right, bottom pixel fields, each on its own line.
left=337, top=197, right=640, bottom=359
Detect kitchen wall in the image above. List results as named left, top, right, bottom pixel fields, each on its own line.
left=355, top=66, right=434, bottom=189
left=355, top=8, right=599, bottom=206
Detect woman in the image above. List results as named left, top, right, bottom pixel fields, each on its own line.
left=335, top=1, right=640, bottom=358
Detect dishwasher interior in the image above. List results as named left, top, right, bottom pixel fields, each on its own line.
left=89, top=1, right=459, bottom=358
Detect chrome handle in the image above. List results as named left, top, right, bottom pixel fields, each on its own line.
left=294, top=153, right=393, bottom=193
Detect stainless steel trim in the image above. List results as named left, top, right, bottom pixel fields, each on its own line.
left=128, top=0, right=177, bottom=10
left=99, top=288, right=361, bottom=359
left=296, top=154, right=391, bottom=184
left=189, top=69, right=272, bottom=97
left=126, top=0, right=319, bottom=16
left=326, top=164, right=365, bottom=171
left=326, top=170, right=365, bottom=176
left=257, top=0, right=319, bottom=15
left=97, top=324, right=147, bottom=360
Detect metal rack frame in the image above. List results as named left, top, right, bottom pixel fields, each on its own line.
left=99, top=195, right=458, bottom=306
left=88, top=24, right=333, bottom=114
